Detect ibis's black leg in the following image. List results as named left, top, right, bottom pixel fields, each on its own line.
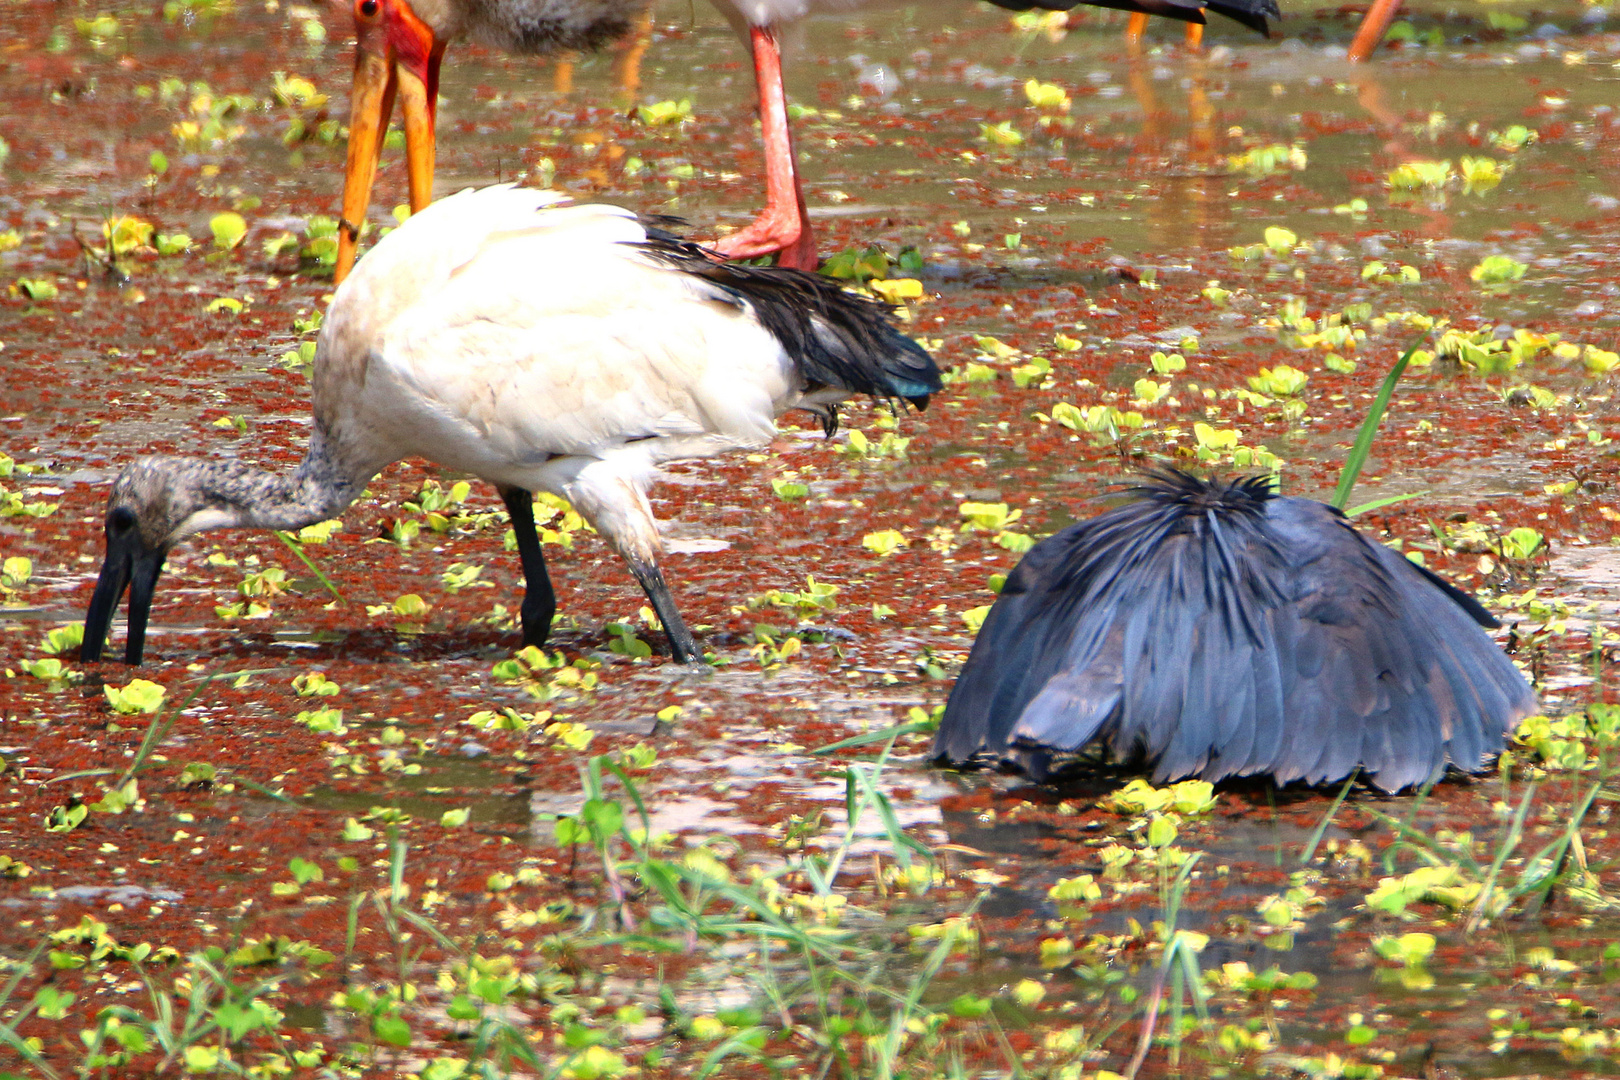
left=498, top=486, right=556, bottom=648
left=626, top=558, right=701, bottom=664
left=123, top=551, right=164, bottom=666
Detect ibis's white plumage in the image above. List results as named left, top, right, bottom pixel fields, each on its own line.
left=81, top=185, right=939, bottom=665
left=323, top=186, right=811, bottom=566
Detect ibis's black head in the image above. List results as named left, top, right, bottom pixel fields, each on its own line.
left=82, top=503, right=168, bottom=665
left=80, top=453, right=337, bottom=664
left=80, top=459, right=212, bottom=665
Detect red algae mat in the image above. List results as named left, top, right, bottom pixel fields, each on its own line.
left=2, top=1, right=1619, bottom=1076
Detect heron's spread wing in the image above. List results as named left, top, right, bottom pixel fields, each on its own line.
left=936, top=473, right=1536, bottom=791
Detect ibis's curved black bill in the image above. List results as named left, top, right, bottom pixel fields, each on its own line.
left=81, top=506, right=166, bottom=665
left=933, top=469, right=1538, bottom=792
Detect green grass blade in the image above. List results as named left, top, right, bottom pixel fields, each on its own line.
left=223, top=773, right=297, bottom=805
left=875, top=895, right=984, bottom=1076
left=194, top=667, right=280, bottom=681
left=113, top=666, right=215, bottom=790
left=811, top=719, right=933, bottom=755
left=274, top=530, right=344, bottom=602
left=600, top=759, right=653, bottom=858
left=1300, top=771, right=1358, bottom=865
left=44, top=767, right=117, bottom=784
left=1501, top=780, right=1600, bottom=908
left=695, top=1027, right=771, bottom=1079
left=1465, top=780, right=1538, bottom=930
left=1344, top=491, right=1428, bottom=517
left=1331, top=331, right=1426, bottom=510
left=0, top=942, right=60, bottom=1080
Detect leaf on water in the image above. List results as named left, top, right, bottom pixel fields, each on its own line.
left=105, top=678, right=166, bottom=715
left=1387, top=160, right=1453, bottom=190
left=868, top=277, right=922, bottom=303
left=770, top=478, right=809, bottom=501
left=210, top=211, right=248, bottom=250
left=1471, top=255, right=1527, bottom=285
left=1023, top=79, right=1070, bottom=111
left=978, top=120, right=1023, bottom=147
left=862, top=530, right=909, bottom=556
left=13, top=278, right=58, bottom=301
left=1, top=555, right=30, bottom=589
left=1262, top=226, right=1297, bottom=254
left=392, top=593, right=430, bottom=617
left=103, top=216, right=154, bottom=256
left=635, top=98, right=692, bottom=126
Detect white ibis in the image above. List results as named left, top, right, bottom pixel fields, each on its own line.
left=82, top=185, right=940, bottom=665
left=933, top=470, right=1536, bottom=791
left=335, top=0, right=651, bottom=280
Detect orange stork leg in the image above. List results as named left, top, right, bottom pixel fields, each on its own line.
left=1125, top=11, right=1150, bottom=52
left=336, top=26, right=443, bottom=283
left=1348, top=0, right=1403, bottom=61
left=1127, top=10, right=1209, bottom=54
left=707, top=25, right=816, bottom=270
left=1353, top=76, right=1402, bottom=129
left=553, top=54, right=576, bottom=94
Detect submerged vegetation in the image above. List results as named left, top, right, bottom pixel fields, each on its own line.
left=2, top=696, right=1616, bottom=1077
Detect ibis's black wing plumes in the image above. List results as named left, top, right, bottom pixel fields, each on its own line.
left=81, top=506, right=167, bottom=666
left=934, top=470, right=1537, bottom=792
left=636, top=235, right=942, bottom=414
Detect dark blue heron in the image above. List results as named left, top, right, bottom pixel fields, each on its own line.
left=933, top=470, right=1537, bottom=791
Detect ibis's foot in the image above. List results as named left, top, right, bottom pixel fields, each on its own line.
left=626, top=557, right=702, bottom=664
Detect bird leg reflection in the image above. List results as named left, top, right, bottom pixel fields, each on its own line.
left=611, top=8, right=655, bottom=105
